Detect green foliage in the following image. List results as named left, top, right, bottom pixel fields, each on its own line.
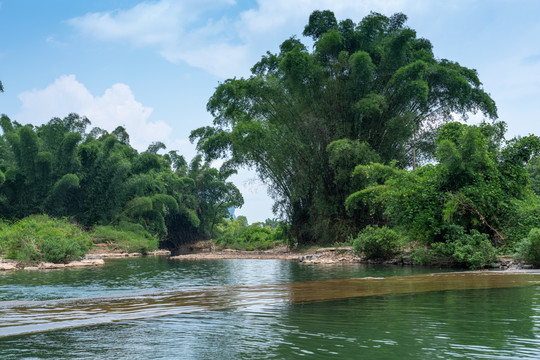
left=514, top=228, right=540, bottom=266
left=0, top=112, right=242, bottom=251
left=215, top=217, right=287, bottom=251
left=438, top=227, right=497, bottom=269
left=345, top=121, right=539, bottom=268
left=378, top=122, right=540, bottom=248
left=352, top=225, right=401, bottom=259
left=183, top=155, right=244, bottom=239
left=90, top=223, right=158, bottom=254
left=0, top=215, right=91, bottom=264
left=191, top=10, right=496, bottom=245
left=496, top=195, right=540, bottom=252
left=409, top=227, right=497, bottom=269
left=527, top=156, right=540, bottom=195
left=303, top=10, right=338, bottom=40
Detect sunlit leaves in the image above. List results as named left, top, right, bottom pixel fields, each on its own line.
left=192, top=10, right=498, bottom=244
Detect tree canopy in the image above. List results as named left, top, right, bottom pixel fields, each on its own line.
left=0, top=113, right=243, bottom=250
left=191, top=10, right=497, bottom=244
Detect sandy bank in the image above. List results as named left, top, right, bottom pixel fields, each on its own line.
left=170, top=246, right=361, bottom=264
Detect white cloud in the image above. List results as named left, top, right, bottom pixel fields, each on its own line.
left=68, top=0, right=240, bottom=77
left=16, top=75, right=171, bottom=151
left=67, top=0, right=442, bottom=78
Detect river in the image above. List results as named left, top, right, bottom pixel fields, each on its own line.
left=1, top=257, right=539, bottom=359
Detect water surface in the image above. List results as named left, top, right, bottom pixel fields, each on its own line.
left=1, top=258, right=539, bottom=359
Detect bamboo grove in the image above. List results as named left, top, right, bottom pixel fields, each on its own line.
left=0, top=113, right=243, bottom=249
left=191, top=10, right=540, bottom=267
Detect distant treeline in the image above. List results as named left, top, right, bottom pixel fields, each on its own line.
left=0, top=113, right=243, bottom=250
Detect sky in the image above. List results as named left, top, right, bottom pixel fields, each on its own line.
left=1, top=0, right=539, bottom=223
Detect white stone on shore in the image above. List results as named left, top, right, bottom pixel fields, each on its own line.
left=0, top=257, right=105, bottom=271
left=0, top=262, right=18, bottom=271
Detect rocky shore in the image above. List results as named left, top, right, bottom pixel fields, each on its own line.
left=170, top=244, right=534, bottom=270
left=0, top=249, right=171, bottom=271
left=170, top=246, right=360, bottom=263
left=0, top=256, right=105, bottom=271
left=1, top=243, right=533, bottom=271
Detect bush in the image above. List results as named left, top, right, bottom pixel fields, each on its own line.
left=409, top=246, right=453, bottom=266
left=0, top=215, right=91, bottom=264
left=352, top=225, right=401, bottom=260
left=425, top=226, right=497, bottom=269
left=449, top=230, right=497, bottom=269
left=90, top=222, right=158, bottom=253
left=514, top=228, right=540, bottom=266
left=500, top=196, right=540, bottom=252
left=214, top=219, right=287, bottom=251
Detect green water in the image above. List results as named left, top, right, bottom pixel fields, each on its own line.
left=1, top=258, right=539, bottom=359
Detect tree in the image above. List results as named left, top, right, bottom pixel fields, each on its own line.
left=528, top=156, right=540, bottom=195
left=187, top=155, right=244, bottom=238
left=407, top=122, right=526, bottom=240
left=146, top=141, right=166, bottom=154
left=347, top=121, right=540, bottom=267
left=191, top=10, right=497, bottom=244
left=0, top=109, right=242, bottom=250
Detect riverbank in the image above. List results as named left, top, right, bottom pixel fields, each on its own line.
left=170, top=245, right=358, bottom=263
left=0, top=249, right=171, bottom=271
left=170, top=242, right=532, bottom=270
left=1, top=242, right=532, bottom=271
left=0, top=256, right=105, bottom=271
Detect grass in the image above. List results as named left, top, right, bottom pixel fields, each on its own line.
left=90, top=222, right=158, bottom=254
left=0, top=215, right=91, bottom=265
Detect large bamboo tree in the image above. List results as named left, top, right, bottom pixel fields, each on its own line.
left=191, top=10, right=497, bottom=244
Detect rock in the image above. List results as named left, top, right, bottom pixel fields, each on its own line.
left=522, top=264, right=534, bottom=269
left=0, top=256, right=106, bottom=271
left=315, top=247, right=353, bottom=253
left=298, top=254, right=321, bottom=262
left=0, top=262, right=18, bottom=271
left=147, top=250, right=171, bottom=256
left=65, top=258, right=104, bottom=267
left=39, top=262, right=65, bottom=270
left=99, top=253, right=131, bottom=258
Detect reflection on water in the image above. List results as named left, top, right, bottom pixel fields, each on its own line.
left=0, top=258, right=453, bottom=301
left=1, top=271, right=539, bottom=338
left=1, top=259, right=539, bottom=359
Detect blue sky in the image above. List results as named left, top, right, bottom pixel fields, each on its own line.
left=1, top=0, right=540, bottom=222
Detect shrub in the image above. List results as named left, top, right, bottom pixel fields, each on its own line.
left=500, top=196, right=540, bottom=252
left=0, top=215, right=91, bottom=264
left=425, top=226, right=497, bottom=269
left=90, top=223, right=158, bottom=253
left=352, top=225, right=401, bottom=260
left=214, top=219, right=287, bottom=251
left=448, top=230, right=497, bottom=269
left=514, top=228, right=540, bottom=266
left=409, top=246, right=448, bottom=266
